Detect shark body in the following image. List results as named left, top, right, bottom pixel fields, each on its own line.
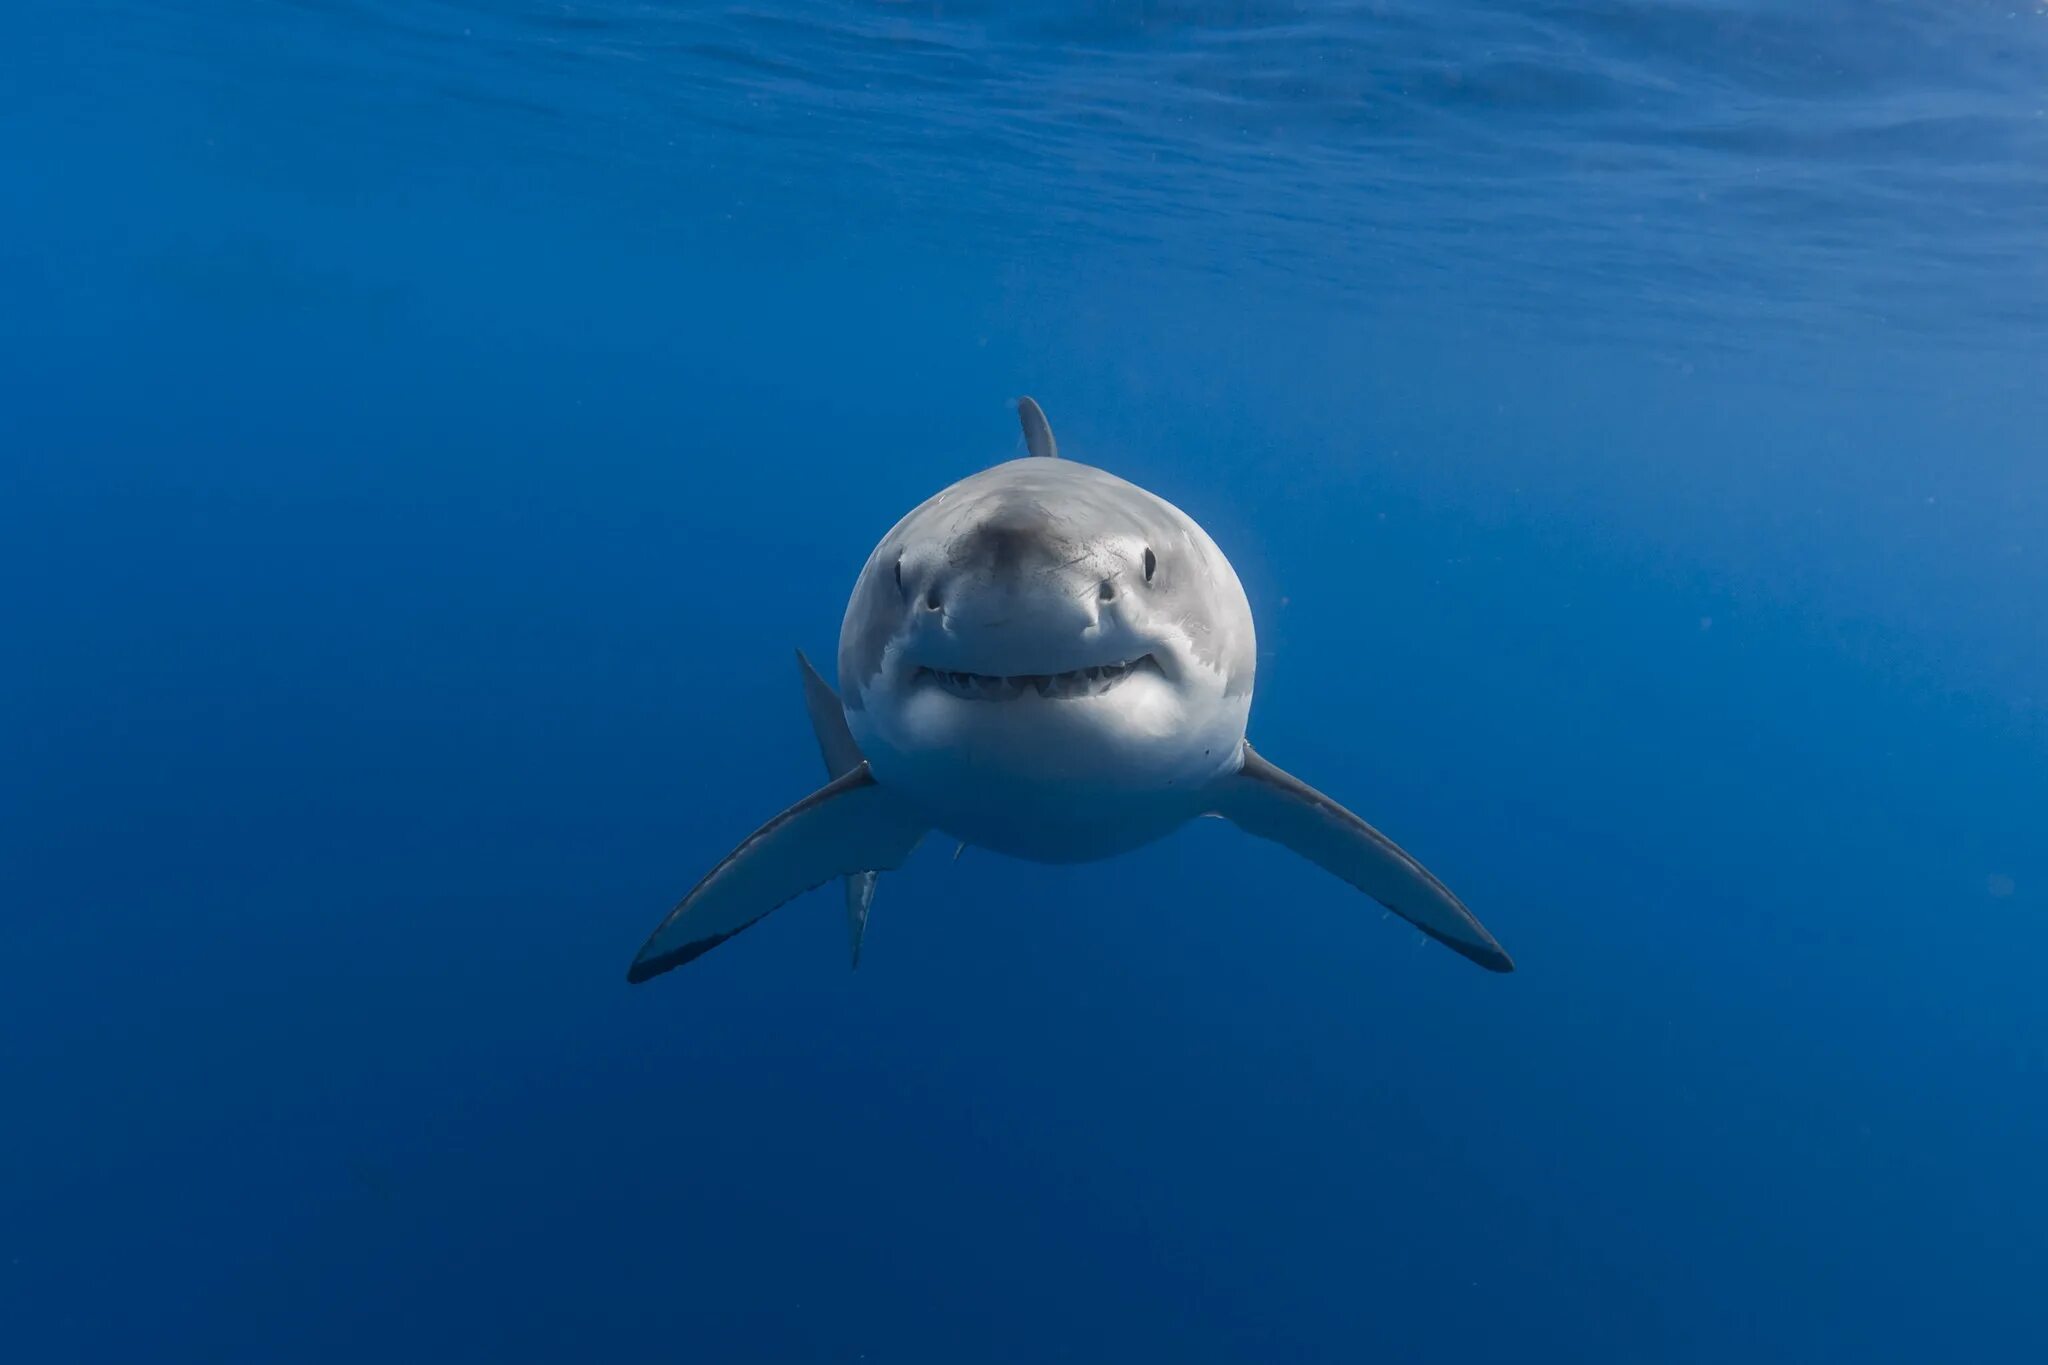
left=628, top=399, right=1512, bottom=982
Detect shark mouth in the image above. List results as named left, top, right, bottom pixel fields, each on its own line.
left=912, top=654, right=1161, bottom=701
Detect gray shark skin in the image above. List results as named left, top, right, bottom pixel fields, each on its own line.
left=628, top=400, right=1512, bottom=983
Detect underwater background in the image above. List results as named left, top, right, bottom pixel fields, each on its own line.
left=6, top=3, right=2047, bottom=1361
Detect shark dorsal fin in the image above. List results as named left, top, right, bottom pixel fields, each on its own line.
left=1017, top=396, right=1058, bottom=459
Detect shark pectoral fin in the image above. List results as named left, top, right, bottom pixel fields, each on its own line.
left=1210, top=744, right=1514, bottom=974
left=627, top=765, right=925, bottom=984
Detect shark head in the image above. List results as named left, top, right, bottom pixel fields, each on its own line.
left=838, top=453, right=1255, bottom=859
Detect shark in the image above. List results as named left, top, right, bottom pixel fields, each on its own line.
left=627, top=398, right=1512, bottom=982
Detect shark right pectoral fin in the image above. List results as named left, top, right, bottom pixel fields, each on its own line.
left=1210, top=744, right=1514, bottom=973
left=627, top=764, right=926, bottom=984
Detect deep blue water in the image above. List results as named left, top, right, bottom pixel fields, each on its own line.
left=6, top=3, right=2048, bottom=1361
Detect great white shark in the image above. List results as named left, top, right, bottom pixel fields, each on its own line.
left=627, top=398, right=1512, bottom=982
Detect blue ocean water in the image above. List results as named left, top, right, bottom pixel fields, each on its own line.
left=6, top=2, right=2047, bottom=1360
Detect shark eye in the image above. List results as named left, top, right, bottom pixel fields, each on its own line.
left=1143, top=547, right=1157, bottom=583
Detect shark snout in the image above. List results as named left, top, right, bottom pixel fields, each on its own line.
left=906, top=565, right=1153, bottom=682
left=889, top=494, right=1160, bottom=678
left=927, top=572, right=1105, bottom=634
left=923, top=514, right=1103, bottom=625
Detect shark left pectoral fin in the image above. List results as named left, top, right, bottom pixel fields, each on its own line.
left=1210, top=744, right=1514, bottom=973
left=627, top=764, right=926, bottom=984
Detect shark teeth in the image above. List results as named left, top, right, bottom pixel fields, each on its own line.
left=913, top=655, right=1158, bottom=701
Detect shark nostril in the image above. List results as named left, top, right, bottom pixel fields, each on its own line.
left=1098, top=581, right=1115, bottom=602
left=925, top=587, right=942, bottom=611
